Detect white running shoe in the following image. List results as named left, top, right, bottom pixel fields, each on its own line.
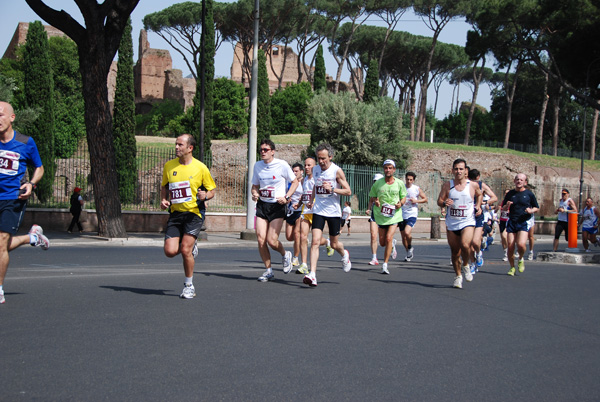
left=476, top=251, right=484, bottom=267
left=368, top=258, right=379, bottom=266
left=391, top=239, right=397, bottom=260
left=258, top=270, right=274, bottom=282
left=341, top=250, right=351, bottom=272
left=282, top=251, right=293, bottom=274
left=527, top=251, right=534, bottom=260
left=462, top=265, right=473, bottom=282
left=404, top=256, right=412, bottom=262
left=502, top=249, right=508, bottom=262
left=292, top=256, right=299, bottom=266
left=407, top=247, right=414, bottom=260
left=303, top=273, right=317, bottom=287
left=29, top=225, right=49, bottom=250
left=192, top=242, right=198, bottom=259
left=453, top=275, right=463, bottom=289
left=0, top=292, right=5, bottom=304
left=585, top=249, right=592, bottom=253
left=382, top=262, right=389, bottom=275
left=180, top=284, right=196, bottom=299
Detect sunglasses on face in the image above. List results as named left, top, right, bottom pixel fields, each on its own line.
left=260, top=148, right=271, bottom=152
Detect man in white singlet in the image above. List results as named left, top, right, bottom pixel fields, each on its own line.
left=400, top=171, right=428, bottom=262
left=553, top=188, right=577, bottom=252
left=251, top=139, right=300, bottom=282
left=296, top=157, right=332, bottom=275
left=303, top=143, right=352, bottom=287
left=437, top=158, right=483, bottom=289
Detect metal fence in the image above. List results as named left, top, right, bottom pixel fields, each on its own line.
left=28, top=144, right=598, bottom=218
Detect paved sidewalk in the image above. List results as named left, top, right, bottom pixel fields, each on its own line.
left=39, top=229, right=600, bottom=265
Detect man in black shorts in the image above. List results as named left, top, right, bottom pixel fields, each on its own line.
left=251, top=139, right=299, bottom=282
left=0, top=101, right=49, bottom=305
left=502, top=173, right=539, bottom=276
left=161, top=134, right=216, bottom=299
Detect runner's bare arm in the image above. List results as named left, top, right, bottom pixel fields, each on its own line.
left=437, top=182, right=450, bottom=208
left=335, top=168, right=352, bottom=196
left=482, top=183, right=497, bottom=205
left=19, top=165, right=44, bottom=200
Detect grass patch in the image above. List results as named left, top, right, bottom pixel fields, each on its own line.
left=405, top=141, right=600, bottom=171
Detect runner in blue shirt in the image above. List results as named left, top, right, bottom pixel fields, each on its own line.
left=0, top=101, right=49, bottom=305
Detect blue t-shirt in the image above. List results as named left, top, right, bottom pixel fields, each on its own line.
left=0, top=130, right=43, bottom=200
left=503, top=188, right=539, bottom=223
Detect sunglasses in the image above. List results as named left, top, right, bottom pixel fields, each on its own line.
left=259, top=148, right=271, bottom=152
left=562, top=193, right=568, bottom=195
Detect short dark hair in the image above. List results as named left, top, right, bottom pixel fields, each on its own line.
left=260, top=138, right=276, bottom=151
left=453, top=158, right=467, bottom=168
left=405, top=171, right=416, bottom=180
left=292, top=162, right=303, bottom=170
left=468, top=169, right=480, bottom=180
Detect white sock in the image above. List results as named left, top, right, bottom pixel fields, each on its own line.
left=0, top=285, right=3, bottom=293
left=266, top=267, right=273, bottom=274
left=372, top=254, right=377, bottom=259
left=184, top=277, right=193, bottom=285
left=29, top=233, right=37, bottom=245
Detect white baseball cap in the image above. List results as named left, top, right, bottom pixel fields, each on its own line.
left=373, top=173, right=384, bottom=181
left=383, top=159, right=396, bottom=168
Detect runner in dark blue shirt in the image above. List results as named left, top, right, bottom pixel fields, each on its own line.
left=502, top=173, right=539, bottom=276
left=0, top=101, right=49, bottom=305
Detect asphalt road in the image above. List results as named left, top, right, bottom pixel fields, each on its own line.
left=2, top=242, right=599, bottom=401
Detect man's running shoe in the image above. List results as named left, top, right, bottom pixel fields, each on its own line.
left=391, top=239, right=397, bottom=260
left=326, top=238, right=334, bottom=257
left=586, top=249, right=592, bottom=253
left=470, top=262, right=477, bottom=275
left=341, top=250, right=351, bottom=272
left=518, top=258, right=525, bottom=273
left=527, top=251, right=534, bottom=261
left=502, top=250, right=508, bottom=262
left=282, top=251, right=293, bottom=274
left=462, top=265, right=473, bottom=282
left=368, top=258, right=379, bottom=266
left=292, top=256, right=299, bottom=266
left=0, top=292, right=5, bottom=304
left=407, top=247, right=414, bottom=260
left=29, top=225, right=49, bottom=250
left=507, top=267, right=516, bottom=276
left=303, top=273, right=317, bottom=287
left=296, top=263, right=309, bottom=275
left=180, top=284, right=196, bottom=299
left=404, top=255, right=412, bottom=262
left=453, top=275, right=463, bottom=289
left=382, top=262, right=390, bottom=275
left=192, top=242, right=198, bottom=259
left=476, top=251, right=484, bottom=267
left=258, top=270, right=274, bottom=282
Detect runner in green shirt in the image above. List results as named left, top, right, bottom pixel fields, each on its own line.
left=368, top=159, right=407, bottom=274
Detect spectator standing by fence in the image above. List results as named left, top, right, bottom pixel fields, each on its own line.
left=68, top=187, right=84, bottom=233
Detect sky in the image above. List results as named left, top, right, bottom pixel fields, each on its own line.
left=1, top=0, right=492, bottom=119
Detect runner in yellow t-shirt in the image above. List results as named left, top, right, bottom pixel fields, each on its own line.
left=161, top=134, right=216, bottom=299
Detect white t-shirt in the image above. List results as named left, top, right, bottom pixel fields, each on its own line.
left=252, top=158, right=295, bottom=203
left=402, top=184, right=420, bottom=219
left=301, top=176, right=315, bottom=215
left=342, top=206, right=352, bottom=220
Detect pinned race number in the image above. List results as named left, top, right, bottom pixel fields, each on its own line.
left=381, top=203, right=396, bottom=218
left=169, top=181, right=193, bottom=204
left=259, top=186, right=276, bottom=201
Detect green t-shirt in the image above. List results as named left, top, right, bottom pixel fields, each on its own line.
left=369, top=177, right=408, bottom=225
